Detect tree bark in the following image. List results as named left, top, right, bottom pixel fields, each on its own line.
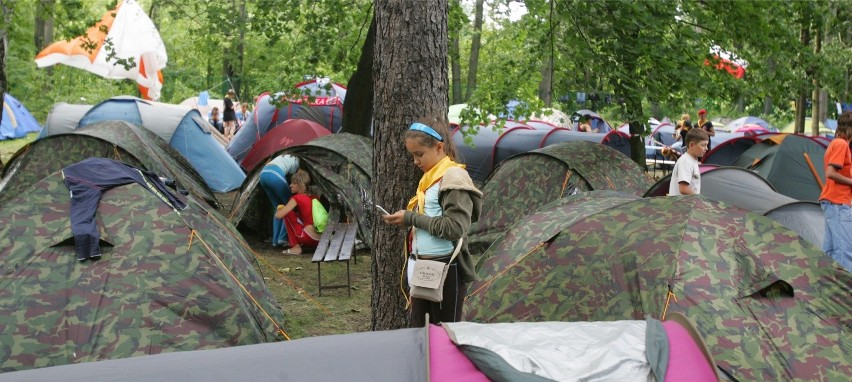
left=342, top=15, right=375, bottom=137
left=372, top=0, right=449, bottom=330
left=464, top=0, right=483, bottom=102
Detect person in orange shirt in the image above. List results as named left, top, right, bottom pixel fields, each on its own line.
left=819, top=111, right=852, bottom=272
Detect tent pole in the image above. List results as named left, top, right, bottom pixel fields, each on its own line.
left=803, top=152, right=824, bottom=190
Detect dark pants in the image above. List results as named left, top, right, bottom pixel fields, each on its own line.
left=410, top=263, right=467, bottom=327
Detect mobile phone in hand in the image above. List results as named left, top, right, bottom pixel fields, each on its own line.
left=375, top=204, right=390, bottom=215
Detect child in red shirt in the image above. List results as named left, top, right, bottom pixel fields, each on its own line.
left=275, top=170, right=320, bottom=255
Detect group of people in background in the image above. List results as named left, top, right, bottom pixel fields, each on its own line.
left=208, top=89, right=252, bottom=143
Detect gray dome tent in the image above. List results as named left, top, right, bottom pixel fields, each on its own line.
left=645, top=166, right=824, bottom=248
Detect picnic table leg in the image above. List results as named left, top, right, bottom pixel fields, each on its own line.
left=317, top=263, right=323, bottom=297
left=346, top=261, right=351, bottom=297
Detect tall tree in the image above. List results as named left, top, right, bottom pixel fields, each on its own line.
left=342, top=12, right=375, bottom=137
left=372, top=0, right=449, bottom=330
left=464, top=0, right=483, bottom=102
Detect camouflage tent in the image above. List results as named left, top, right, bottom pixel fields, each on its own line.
left=645, top=166, right=824, bottom=248
left=731, top=134, right=827, bottom=201
left=468, top=141, right=652, bottom=256
left=465, top=191, right=852, bottom=380
left=0, top=166, right=285, bottom=373
left=0, top=121, right=219, bottom=208
left=229, top=133, right=373, bottom=246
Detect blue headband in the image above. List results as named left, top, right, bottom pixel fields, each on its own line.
left=409, top=122, right=443, bottom=141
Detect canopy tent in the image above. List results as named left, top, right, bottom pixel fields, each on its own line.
left=781, top=118, right=833, bottom=136
left=227, top=91, right=343, bottom=163
left=0, top=161, right=285, bottom=373
left=465, top=191, right=852, bottom=380
left=41, top=97, right=245, bottom=192
left=0, top=121, right=218, bottom=208
left=726, top=116, right=776, bottom=132
left=731, top=134, right=827, bottom=201
left=229, top=133, right=373, bottom=247
left=239, top=119, right=331, bottom=172
left=645, top=166, right=824, bottom=248
left=454, top=124, right=633, bottom=185
left=572, top=109, right=613, bottom=133
left=468, top=141, right=652, bottom=256
left=0, top=93, right=42, bottom=140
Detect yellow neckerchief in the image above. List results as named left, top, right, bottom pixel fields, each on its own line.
left=697, top=117, right=707, bottom=128
left=406, top=156, right=465, bottom=213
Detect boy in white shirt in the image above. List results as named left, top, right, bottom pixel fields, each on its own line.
left=668, top=128, right=709, bottom=195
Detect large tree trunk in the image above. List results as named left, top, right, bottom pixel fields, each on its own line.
left=372, top=0, right=449, bottom=331
left=342, top=15, right=375, bottom=137
left=464, top=0, right=483, bottom=102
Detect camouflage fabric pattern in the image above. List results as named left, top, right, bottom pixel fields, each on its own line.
left=465, top=192, right=852, bottom=381
left=468, top=141, right=652, bottom=256
left=0, top=171, right=285, bottom=373
left=0, top=121, right=219, bottom=208
left=230, top=133, right=373, bottom=246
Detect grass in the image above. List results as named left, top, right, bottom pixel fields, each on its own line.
left=0, top=132, right=38, bottom=164
left=212, top=190, right=373, bottom=340
left=244, top=231, right=374, bottom=339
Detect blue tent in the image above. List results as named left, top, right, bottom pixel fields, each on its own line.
left=0, top=93, right=42, bottom=140
left=42, top=97, right=245, bottom=192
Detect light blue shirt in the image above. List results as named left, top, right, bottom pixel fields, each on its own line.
left=413, top=182, right=454, bottom=256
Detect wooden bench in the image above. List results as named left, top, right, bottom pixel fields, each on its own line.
left=311, top=207, right=358, bottom=296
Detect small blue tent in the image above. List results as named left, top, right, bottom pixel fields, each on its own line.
left=42, top=97, right=245, bottom=192
left=0, top=93, right=42, bottom=140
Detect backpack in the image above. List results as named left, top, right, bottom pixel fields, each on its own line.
left=312, top=199, right=329, bottom=233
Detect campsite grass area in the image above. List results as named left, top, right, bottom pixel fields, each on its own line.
left=0, top=132, right=37, bottom=164
left=246, top=231, right=374, bottom=339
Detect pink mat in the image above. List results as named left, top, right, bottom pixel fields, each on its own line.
left=429, top=324, right=490, bottom=382
left=663, top=320, right=718, bottom=381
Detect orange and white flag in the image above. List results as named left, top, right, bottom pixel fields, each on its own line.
left=35, top=0, right=167, bottom=100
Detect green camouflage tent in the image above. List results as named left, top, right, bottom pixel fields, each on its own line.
left=0, top=168, right=285, bottom=373
left=468, top=141, right=652, bottom=256
left=465, top=191, right=852, bottom=380
left=0, top=121, right=219, bottom=208
left=731, top=134, right=826, bottom=201
left=229, top=133, right=373, bottom=246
